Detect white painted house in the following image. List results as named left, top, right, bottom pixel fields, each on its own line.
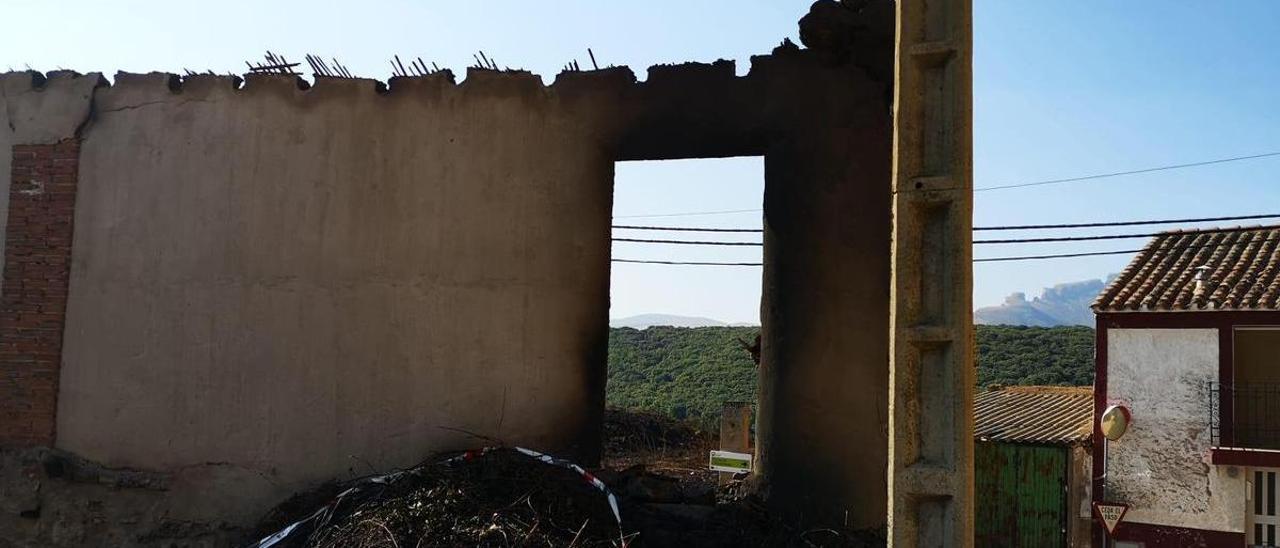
left=1092, top=225, right=1280, bottom=547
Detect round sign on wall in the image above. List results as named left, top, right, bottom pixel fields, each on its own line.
left=1101, top=405, right=1131, bottom=441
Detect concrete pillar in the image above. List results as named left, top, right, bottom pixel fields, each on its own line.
left=759, top=124, right=892, bottom=530
left=720, top=402, right=752, bottom=455
left=887, top=0, right=975, bottom=545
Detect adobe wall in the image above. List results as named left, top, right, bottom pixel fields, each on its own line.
left=0, top=38, right=894, bottom=543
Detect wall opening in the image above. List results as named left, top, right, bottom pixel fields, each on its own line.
left=603, top=157, right=764, bottom=490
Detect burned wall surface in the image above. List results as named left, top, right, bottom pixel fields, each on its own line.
left=0, top=28, right=893, bottom=544
left=61, top=70, right=623, bottom=530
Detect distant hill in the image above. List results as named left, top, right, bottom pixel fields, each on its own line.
left=608, top=326, right=759, bottom=425
left=610, top=314, right=732, bottom=329
left=975, top=278, right=1110, bottom=327
left=975, top=325, right=1094, bottom=387
left=607, top=325, right=1094, bottom=424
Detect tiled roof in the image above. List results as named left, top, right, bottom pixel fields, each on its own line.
left=974, top=386, right=1093, bottom=445
left=1093, top=225, right=1280, bottom=312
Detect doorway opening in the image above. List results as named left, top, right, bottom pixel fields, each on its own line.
left=603, top=156, right=764, bottom=495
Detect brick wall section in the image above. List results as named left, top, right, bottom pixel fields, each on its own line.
left=0, top=140, right=79, bottom=447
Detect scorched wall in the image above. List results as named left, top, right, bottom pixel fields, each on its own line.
left=0, top=41, right=894, bottom=540
left=57, top=71, right=620, bottom=523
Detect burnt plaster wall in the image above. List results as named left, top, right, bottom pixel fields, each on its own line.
left=2, top=46, right=891, bottom=535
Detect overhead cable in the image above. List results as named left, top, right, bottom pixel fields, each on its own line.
left=976, top=150, right=1280, bottom=192
left=616, top=232, right=1280, bottom=265
left=976, top=223, right=1280, bottom=244
left=612, top=208, right=761, bottom=220
left=614, top=214, right=1280, bottom=239
left=612, top=258, right=763, bottom=266
left=611, top=150, right=1280, bottom=219
left=612, top=237, right=761, bottom=247
left=973, top=213, right=1280, bottom=231
left=613, top=225, right=762, bottom=233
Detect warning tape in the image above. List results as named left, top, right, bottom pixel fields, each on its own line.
left=252, top=446, right=624, bottom=548
left=512, top=446, right=622, bottom=526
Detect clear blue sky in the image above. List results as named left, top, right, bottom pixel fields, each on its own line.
left=5, top=1, right=1279, bottom=324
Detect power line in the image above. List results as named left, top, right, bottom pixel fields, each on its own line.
left=611, top=252, right=1136, bottom=266
left=977, top=231, right=1280, bottom=262
left=612, top=208, right=761, bottom=220
left=613, top=213, right=1280, bottom=236
left=610, top=151, right=1280, bottom=219
left=973, top=249, right=1140, bottom=263
left=974, top=213, right=1280, bottom=231
left=617, top=232, right=1280, bottom=265
left=612, top=258, right=762, bottom=266
left=614, top=225, right=762, bottom=233
left=976, top=150, right=1280, bottom=192
left=612, top=237, right=761, bottom=247
left=977, top=233, right=1149, bottom=244
left=976, top=223, right=1280, bottom=244
left=614, top=224, right=1280, bottom=246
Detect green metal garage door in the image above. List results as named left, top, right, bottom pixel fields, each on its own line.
left=975, top=442, right=1068, bottom=547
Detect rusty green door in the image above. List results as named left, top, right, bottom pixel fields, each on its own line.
left=975, top=442, right=1068, bottom=547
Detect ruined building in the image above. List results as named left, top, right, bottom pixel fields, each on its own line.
left=0, top=2, right=933, bottom=545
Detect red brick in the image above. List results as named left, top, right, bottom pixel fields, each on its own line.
left=0, top=140, right=79, bottom=448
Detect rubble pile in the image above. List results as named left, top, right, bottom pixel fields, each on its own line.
left=250, top=410, right=884, bottom=547
left=251, top=448, right=625, bottom=547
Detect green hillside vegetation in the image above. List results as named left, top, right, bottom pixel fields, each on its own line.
left=606, top=324, right=1094, bottom=424
left=607, top=326, right=760, bottom=426
left=975, top=325, right=1094, bottom=387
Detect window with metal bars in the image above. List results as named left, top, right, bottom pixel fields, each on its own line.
left=1251, top=469, right=1279, bottom=547
left=1208, top=382, right=1280, bottom=450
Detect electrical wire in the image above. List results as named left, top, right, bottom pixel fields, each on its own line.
left=613, top=225, right=762, bottom=233
left=978, top=231, right=1280, bottom=262
left=610, top=151, right=1280, bottom=219
left=615, top=231, right=1280, bottom=265
left=613, top=215, right=1280, bottom=238
left=973, top=249, right=1140, bottom=263
left=976, top=224, right=1280, bottom=245
left=612, top=258, right=763, bottom=266
left=613, top=224, right=1280, bottom=246
left=612, top=208, right=761, bottom=220
left=612, top=237, right=761, bottom=247
left=975, top=151, right=1280, bottom=192
left=973, top=213, right=1280, bottom=231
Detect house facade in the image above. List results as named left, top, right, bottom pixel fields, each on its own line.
left=1092, top=225, right=1280, bottom=547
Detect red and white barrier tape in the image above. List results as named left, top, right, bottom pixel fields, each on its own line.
left=512, top=446, right=622, bottom=526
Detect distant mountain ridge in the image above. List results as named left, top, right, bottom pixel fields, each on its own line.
left=610, top=314, right=752, bottom=329
left=975, top=277, right=1114, bottom=327
left=619, top=275, right=1114, bottom=330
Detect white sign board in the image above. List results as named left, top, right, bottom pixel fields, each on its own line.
left=1093, top=502, right=1129, bottom=535
left=709, top=450, right=753, bottom=473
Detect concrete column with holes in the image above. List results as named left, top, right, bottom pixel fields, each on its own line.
left=887, top=0, right=974, bottom=545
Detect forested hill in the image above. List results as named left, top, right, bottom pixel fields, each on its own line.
left=975, top=325, right=1094, bottom=387
left=606, top=325, right=1094, bottom=424
left=607, top=326, right=760, bottom=425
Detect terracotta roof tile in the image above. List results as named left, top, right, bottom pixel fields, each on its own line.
left=1093, top=225, right=1280, bottom=312
left=973, top=386, right=1093, bottom=444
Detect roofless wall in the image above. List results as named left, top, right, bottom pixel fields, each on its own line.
left=0, top=12, right=895, bottom=542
